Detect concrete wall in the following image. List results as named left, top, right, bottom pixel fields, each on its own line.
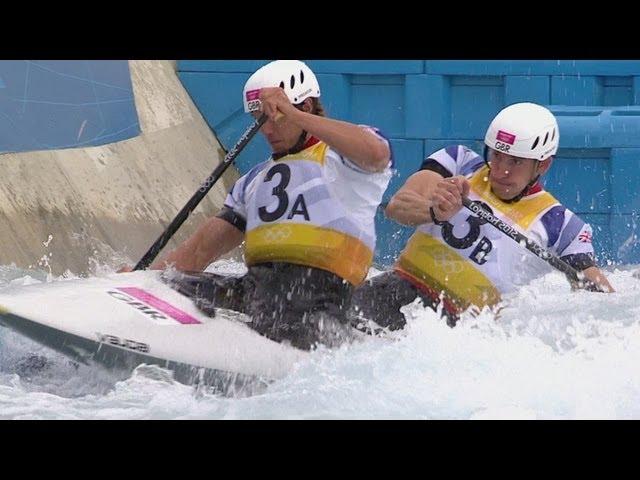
left=0, top=60, right=237, bottom=275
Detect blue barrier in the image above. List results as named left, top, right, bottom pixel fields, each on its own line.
left=178, top=60, right=640, bottom=265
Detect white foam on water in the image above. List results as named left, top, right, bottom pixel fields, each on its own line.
left=1, top=261, right=639, bottom=419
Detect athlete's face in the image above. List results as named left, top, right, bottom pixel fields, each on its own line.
left=487, top=149, right=551, bottom=200
left=251, top=99, right=312, bottom=154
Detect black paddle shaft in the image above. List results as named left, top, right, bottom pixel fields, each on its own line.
left=462, top=197, right=600, bottom=290
left=134, top=114, right=267, bottom=271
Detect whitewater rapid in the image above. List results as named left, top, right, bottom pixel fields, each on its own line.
left=1, top=260, right=639, bottom=419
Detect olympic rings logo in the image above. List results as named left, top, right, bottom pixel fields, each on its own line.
left=261, top=225, right=293, bottom=242
left=433, top=250, right=464, bottom=274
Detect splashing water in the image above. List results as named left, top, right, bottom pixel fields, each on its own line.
left=1, top=260, right=639, bottom=419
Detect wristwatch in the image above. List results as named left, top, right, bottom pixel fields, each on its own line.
left=429, top=206, right=446, bottom=226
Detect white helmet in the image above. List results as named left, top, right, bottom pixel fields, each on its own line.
left=484, top=102, right=559, bottom=161
left=243, top=60, right=321, bottom=113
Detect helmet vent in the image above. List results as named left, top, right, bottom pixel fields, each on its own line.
left=279, top=81, right=285, bottom=90
left=551, top=128, right=556, bottom=141
left=531, top=137, right=540, bottom=150
left=300, top=70, right=305, bottom=84
left=543, top=132, right=549, bottom=146
left=290, top=75, right=295, bottom=89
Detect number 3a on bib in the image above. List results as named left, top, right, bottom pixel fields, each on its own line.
left=258, top=190, right=310, bottom=222
left=287, top=194, right=310, bottom=221
left=258, top=163, right=311, bottom=222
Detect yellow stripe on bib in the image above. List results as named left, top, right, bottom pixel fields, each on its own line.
left=469, top=166, right=559, bottom=230
left=246, top=224, right=373, bottom=285
left=396, top=232, right=502, bottom=309
left=276, top=142, right=329, bottom=165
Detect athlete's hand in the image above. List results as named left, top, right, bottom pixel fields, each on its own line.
left=430, top=176, right=470, bottom=223
left=259, top=87, right=298, bottom=122
left=117, top=265, right=134, bottom=273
